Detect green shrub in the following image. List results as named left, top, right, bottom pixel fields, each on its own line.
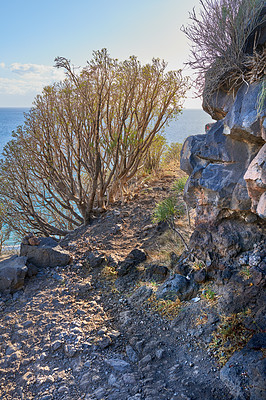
left=0, top=206, right=11, bottom=255
left=153, top=197, right=185, bottom=223
left=172, top=176, right=188, bottom=193
left=153, top=196, right=188, bottom=250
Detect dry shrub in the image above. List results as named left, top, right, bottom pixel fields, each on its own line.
left=182, top=0, right=265, bottom=96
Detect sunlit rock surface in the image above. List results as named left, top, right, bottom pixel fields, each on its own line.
left=181, top=79, right=265, bottom=225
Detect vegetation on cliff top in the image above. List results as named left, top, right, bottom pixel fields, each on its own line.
left=182, top=0, right=265, bottom=96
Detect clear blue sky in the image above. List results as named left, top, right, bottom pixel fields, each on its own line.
left=0, top=0, right=202, bottom=108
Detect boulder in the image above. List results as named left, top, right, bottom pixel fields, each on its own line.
left=129, top=285, right=153, bottom=306
left=20, top=237, right=70, bottom=268
left=0, top=255, right=28, bottom=293
left=181, top=79, right=265, bottom=224
left=244, top=144, right=266, bottom=218
left=193, top=268, right=207, bottom=284
left=202, top=85, right=234, bottom=120
left=84, top=251, right=105, bottom=269
left=156, top=274, right=198, bottom=301
left=224, top=81, right=265, bottom=142
left=220, top=334, right=266, bottom=400
left=117, top=248, right=146, bottom=276
left=145, top=264, right=169, bottom=282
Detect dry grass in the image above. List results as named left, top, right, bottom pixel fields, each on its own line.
left=209, top=309, right=253, bottom=366
left=146, top=229, right=186, bottom=265
left=146, top=293, right=182, bottom=320
left=204, top=48, right=266, bottom=114
left=101, top=265, right=118, bottom=283
left=182, top=0, right=265, bottom=97
left=195, top=311, right=209, bottom=326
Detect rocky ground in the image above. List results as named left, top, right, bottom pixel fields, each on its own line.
left=0, top=165, right=264, bottom=400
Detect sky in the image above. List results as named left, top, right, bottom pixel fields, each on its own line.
left=0, top=0, right=202, bottom=108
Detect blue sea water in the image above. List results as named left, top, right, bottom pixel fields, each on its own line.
left=0, top=107, right=212, bottom=248
left=0, top=108, right=212, bottom=155
left=0, top=108, right=29, bottom=155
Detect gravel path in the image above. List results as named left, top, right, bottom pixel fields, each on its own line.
left=0, top=259, right=233, bottom=400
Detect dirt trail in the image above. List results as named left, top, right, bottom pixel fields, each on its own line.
left=0, top=169, right=233, bottom=400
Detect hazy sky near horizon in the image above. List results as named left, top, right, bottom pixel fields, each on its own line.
left=0, top=0, right=203, bottom=108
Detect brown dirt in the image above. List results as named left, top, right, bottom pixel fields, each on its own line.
left=0, top=164, right=233, bottom=400
left=61, top=163, right=191, bottom=264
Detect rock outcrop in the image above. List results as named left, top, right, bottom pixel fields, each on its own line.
left=0, top=255, right=28, bottom=293
left=180, top=18, right=266, bottom=400
left=20, top=237, right=71, bottom=268
left=181, top=79, right=265, bottom=226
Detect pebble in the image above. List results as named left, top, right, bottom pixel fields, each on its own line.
left=51, top=340, right=62, bottom=351
left=139, top=354, right=152, bottom=366
left=249, top=254, right=261, bottom=267
left=23, top=320, right=33, bottom=328
left=58, top=385, right=69, bottom=393
left=105, top=358, right=131, bottom=372
left=93, top=387, right=106, bottom=399
left=126, top=345, right=138, bottom=363
left=122, top=373, right=136, bottom=385
left=155, top=348, right=165, bottom=360
left=83, top=360, right=91, bottom=368
left=108, top=373, right=120, bottom=388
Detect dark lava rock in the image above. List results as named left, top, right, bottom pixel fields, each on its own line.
left=26, top=262, right=39, bottom=278
left=117, top=249, right=146, bottom=277
left=85, top=252, right=106, bottom=269
left=0, top=255, right=28, bottom=293
left=20, top=237, right=71, bottom=268
left=193, top=268, right=207, bottom=284
left=145, top=264, right=169, bottom=282
left=156, top=274, right=198, bottom=301
left=129, top=285, right=153, bottom=306
left=220, top=335, right=266, bottom=400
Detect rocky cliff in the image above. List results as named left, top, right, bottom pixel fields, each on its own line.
left=180, top=24, right=266, bottom=400
left=181, top=78, right=265, bottom=266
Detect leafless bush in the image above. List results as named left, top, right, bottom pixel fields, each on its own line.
left=182, top=0, right=265, bottom=95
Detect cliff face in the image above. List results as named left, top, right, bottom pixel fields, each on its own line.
left=180, top=58, right=265, bottom=269
left=181, top=80, right=265, bottom=224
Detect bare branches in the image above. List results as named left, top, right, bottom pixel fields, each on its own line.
left=0, top=50, right=189, bottom=237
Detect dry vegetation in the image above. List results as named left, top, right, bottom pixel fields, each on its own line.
left=182, top=0, right=265, bottom=103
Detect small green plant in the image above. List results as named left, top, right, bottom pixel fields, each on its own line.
left=193, top=261, right=205, bottom=271
left=172, top=176, right=188, bottom=193
left=153, top=197, right=188, bottom=250
left=239, top=266, right=252, bottom=280
left=202, top=288, right=216, bottom=301
left=153, top=197, right=185, bottom=222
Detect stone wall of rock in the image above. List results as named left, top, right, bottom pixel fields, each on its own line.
left=181, top=79, right=265, bottom=225
left=180, top=28, right=265, bottom=274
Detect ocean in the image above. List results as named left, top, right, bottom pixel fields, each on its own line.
left=0, top=108, right=29, bottom=155
left=0, top=107, right=212, bottom=248
left=0, top=108, right=212, bottom=155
